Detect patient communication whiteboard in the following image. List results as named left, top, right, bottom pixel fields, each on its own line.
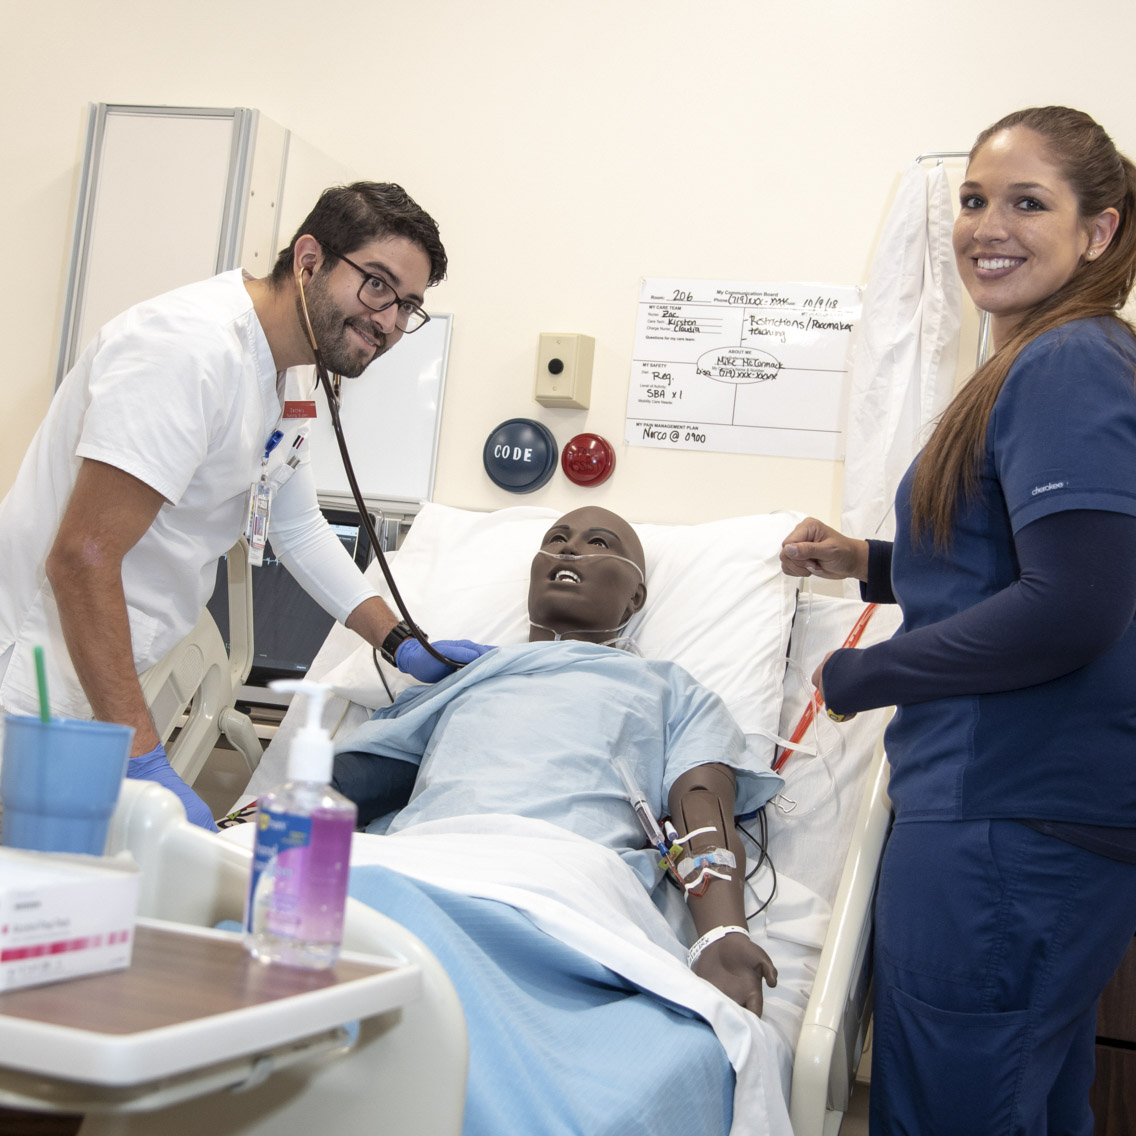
left=306, top=314, right=453, bottom=509
left=625, top=277, right=862, bottom=460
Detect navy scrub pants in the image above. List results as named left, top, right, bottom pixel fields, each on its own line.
left=869, top=818, right=1136, bottom=1136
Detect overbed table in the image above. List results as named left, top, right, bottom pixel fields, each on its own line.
left=0, top=918, right=420, bottom=1119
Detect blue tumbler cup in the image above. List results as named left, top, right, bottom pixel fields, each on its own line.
left=1, top=715, right=134, bottom=855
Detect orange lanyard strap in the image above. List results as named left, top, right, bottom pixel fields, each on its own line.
left=772, top=602, right=878, bottom=773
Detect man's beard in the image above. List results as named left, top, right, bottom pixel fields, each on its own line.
left=297, top=275, right=387, bottom=378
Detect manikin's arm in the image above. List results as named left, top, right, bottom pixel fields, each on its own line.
left=668, top=763, right=777, bottom=1016
left=46, top=460, right=165, bottom=757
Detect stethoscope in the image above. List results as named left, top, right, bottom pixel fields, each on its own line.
left=295, top=264, right=464, bottom=671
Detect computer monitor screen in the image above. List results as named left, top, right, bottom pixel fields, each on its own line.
left=207, top=507, right=374, bottom=687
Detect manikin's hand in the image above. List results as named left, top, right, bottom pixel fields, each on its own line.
left=127, top=743, right=218, bottom=832
left=395, top=638, right=496, bottom=683
left=694, top=933, right=778, bottom=1016
left=780, top=517, right=869, bottom=582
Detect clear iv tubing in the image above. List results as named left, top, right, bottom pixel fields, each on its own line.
left=527, top=618, right=638, bottom=644
left=771, top=581, right=842, bottom=820
left=296, top=269, right=463, bottom=671
left=773, top=600, right=878, bottom=771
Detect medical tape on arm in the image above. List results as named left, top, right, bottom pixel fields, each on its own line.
left=667, top=823, right=737, bottom=898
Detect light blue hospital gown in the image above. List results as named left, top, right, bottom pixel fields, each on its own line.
left=336, top=640, right=786, bottom=1136
left=337, top=639, right=780, bottom=888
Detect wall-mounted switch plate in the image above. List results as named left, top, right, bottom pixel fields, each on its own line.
left=534, top=333, right=594, bottom=409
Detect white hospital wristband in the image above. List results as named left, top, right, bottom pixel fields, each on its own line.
left=687, top=925, right=750, bottom=968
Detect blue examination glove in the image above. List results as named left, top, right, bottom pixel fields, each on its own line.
left=395, top=638, right=496, bottom=683
left=127, top=743, right=219, bottom=832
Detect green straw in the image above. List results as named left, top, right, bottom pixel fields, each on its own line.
left=33, top=645, right=51, bottom=723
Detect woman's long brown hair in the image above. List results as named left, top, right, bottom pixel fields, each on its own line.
left=909, top=107, right=1136, bottom=549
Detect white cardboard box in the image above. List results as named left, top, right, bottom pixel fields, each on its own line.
left=0, top=848, right=140, bottom=991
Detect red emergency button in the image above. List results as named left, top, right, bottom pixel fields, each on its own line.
left=561, top=433, right=615, bottom=487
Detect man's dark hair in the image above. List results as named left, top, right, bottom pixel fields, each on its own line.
left=270, top=182, right=447, bottom=286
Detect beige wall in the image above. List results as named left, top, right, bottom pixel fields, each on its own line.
left=4, top=0, right=1134, bottom=525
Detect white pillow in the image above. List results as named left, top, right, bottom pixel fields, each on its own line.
left=321, top=502, right=803, bottom=762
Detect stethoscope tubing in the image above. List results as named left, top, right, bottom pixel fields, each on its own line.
left=297, top=265, right=465, bottom=671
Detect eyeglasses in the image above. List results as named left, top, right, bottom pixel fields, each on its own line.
left=324, top=247, right=430, bottom=334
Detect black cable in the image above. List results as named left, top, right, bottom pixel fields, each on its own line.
left=738, top=808, right=778, bottom=920
left=371, top=647, right=396, bottom=705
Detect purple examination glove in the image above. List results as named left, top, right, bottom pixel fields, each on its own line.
left=395, top=638, right=496, bottom=683
left=127, top=742, right=219, bottom=832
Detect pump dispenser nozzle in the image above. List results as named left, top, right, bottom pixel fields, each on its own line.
left=269, top=678, right=334, bottom=783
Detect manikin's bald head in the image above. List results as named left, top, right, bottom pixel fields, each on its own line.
left=527, top=507, right=647, bottom=643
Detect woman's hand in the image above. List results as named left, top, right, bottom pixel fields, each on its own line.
left=780, top=517, right=870, bottom=582
left=812, top=650, right=835, bottom=702
left=694, top=933, right=778, bottom=1017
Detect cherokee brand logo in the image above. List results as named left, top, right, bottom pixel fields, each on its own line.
left=1031, top=480, right=1067, bottom=497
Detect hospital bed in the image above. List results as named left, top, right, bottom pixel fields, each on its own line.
left=121, top=502, right=899, bottom=1135
left=138, top=537, right=262, bottom=786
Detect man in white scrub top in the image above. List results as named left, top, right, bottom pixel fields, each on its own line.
left=0, top=182, right=488, bottom=830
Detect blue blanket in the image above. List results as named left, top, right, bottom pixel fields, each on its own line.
left=350, top=863, right=734, bottom=1136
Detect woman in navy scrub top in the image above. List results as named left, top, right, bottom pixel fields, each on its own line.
left=782, top=106, right=1136, bottom=1135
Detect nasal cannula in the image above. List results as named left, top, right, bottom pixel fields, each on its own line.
left=528, top=550, right=646, bottom=642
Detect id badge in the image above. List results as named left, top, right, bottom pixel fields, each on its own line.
left=245, top=478, right=274, bottom=566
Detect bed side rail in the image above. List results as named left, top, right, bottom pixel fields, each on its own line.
left=137, top=539, right=260, bottom=787
left=788, top=735, right=892, bottom=1136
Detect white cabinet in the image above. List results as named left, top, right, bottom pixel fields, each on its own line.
left=56, top=104, right=293, bottom=385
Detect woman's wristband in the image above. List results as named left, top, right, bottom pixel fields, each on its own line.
left=687, top=924, right=750, bottom=968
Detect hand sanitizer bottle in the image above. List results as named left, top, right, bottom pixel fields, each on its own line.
left=244, top=679, right=357, bottom=968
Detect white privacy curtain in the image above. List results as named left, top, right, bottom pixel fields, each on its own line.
left=841, top=161, right=962, bottom=551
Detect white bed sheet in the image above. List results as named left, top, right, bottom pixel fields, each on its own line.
left=223, top=813, right=829, bottom=1136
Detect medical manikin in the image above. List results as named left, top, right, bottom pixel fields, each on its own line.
left=333, top=506, right=778, bottom=1015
